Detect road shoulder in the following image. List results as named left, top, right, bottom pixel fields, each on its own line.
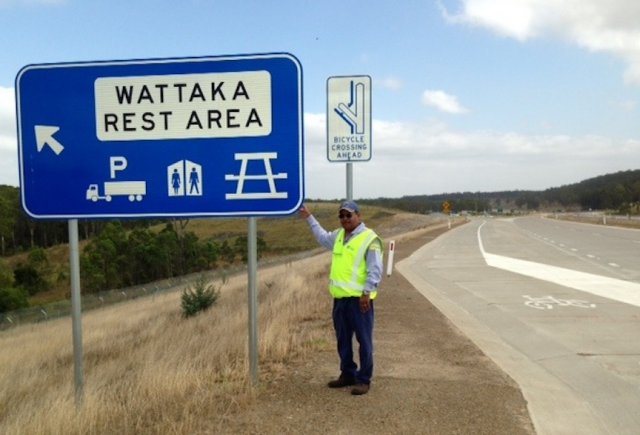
left=219, top=224, right=535, bottom=434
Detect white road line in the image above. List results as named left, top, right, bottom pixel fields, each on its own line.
left=478, top=222, right=640, bottom=308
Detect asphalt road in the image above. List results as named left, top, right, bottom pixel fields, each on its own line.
left=397, top=216, right=640, bottom=435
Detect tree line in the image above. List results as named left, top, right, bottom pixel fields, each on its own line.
left=1, top=219, right=265, bottom=313
left=3, top=170, right=637, bottom=258
left=360, top=169, right=640, bottom=215
left=80, top=221, right=263, bottom=293
left=0, top=184, right=164, bottom=257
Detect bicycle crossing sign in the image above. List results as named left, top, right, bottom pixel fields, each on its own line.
left=327, top=75, right=372, bottom=162
left=16, top=53, right=304, bottom=219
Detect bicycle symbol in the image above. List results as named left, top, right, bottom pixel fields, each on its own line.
left=522, top=295, right=596, bottom=310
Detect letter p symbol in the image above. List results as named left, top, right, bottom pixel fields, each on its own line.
left=110, top=156, right=128, bottom=179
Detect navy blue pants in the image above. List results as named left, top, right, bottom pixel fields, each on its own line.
left=332, top=297, right=374, bottom=385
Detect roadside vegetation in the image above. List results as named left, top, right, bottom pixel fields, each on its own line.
left=0, top=255, right=334, bottom=434
left=0, top=202, right=407, bottom=318
left=181, top=273, right=223, bottom=317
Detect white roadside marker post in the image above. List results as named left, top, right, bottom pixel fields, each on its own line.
left=386, top=240, right=396, bottom=277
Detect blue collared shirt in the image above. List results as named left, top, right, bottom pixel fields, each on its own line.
left=306, top=215, right=383, bottom=293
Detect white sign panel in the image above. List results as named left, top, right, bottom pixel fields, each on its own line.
left=95, top=71, right=272, bottom=141
left=327, top=75, right=372, bottom=162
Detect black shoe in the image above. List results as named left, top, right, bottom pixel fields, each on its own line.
left=327, top=375, right=356, bottom=388
left=351, top=384, right=370, bottom=395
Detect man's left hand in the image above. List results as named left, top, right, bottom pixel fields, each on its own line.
left=359, top=294, right=371, bottom=313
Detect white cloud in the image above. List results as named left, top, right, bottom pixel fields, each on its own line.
left=421, top=90, right=468, bottom=114
left=0, top=86, right=18, bottom=187
left=303, top=112, right=640, bottom=199
left=443, top=0, right=640, bottom=84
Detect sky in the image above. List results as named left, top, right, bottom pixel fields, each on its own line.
left=1, top=0, right=640, bottom=200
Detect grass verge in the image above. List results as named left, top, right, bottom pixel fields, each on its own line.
left=0, top=255, right=333, bottom=434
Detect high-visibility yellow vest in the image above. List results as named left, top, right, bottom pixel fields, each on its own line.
left=329, top=228, right=382, bottom=299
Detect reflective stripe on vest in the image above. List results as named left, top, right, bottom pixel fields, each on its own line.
left=329, top=228, right=381, bottom=299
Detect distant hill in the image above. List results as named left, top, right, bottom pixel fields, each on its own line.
left=359, top=169, right=640, bottom=215
left=1, top=169, right=639, bottom=257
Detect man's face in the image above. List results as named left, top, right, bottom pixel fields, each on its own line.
left=339, top=209, right=361, bottom=233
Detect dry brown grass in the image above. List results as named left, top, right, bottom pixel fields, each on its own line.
left=0, top=254, right=333, bottom=434
left=0, top=204, right=449, bottom=433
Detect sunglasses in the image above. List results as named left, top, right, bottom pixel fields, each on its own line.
left=338, top=212, right=353, bottom=219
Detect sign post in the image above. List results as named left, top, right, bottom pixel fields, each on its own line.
left=327, top=75, right=371, bottom=200
left=247, top=217, right=258, bottom=384
left=68, top=219, right=83, bottom=403
left=16, top=53, right=304, bottom=394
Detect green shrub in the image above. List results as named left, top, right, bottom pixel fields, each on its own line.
left=13, top=263, right=49, bottom=295
left=0, top=286, right=29, bottom=312
left=181, top=274, right=223, bottom=318
left=0, top=260, right=13, bottom=289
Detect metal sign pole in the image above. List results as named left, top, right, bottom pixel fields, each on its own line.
left=346, top=162, right=353, bottom=201
left=247, top=217, right=258, bottom=385
left=68, top=219, right=84, bottom=405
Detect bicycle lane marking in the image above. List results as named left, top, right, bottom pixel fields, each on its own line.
left=477, top=221, right=640, bottom=308
left=522, top=295, right=597, bottom=310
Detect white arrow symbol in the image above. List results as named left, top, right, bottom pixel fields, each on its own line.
left=35, top=125, right=65, bottom=155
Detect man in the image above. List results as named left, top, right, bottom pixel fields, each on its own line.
left=299, top=200, right=383, bottom=395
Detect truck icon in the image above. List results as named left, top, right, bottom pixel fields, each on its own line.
left=86, top=181, right=146, bottom=202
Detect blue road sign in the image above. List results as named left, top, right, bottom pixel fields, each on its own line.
left=16, top=53, right=304, bottom=219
